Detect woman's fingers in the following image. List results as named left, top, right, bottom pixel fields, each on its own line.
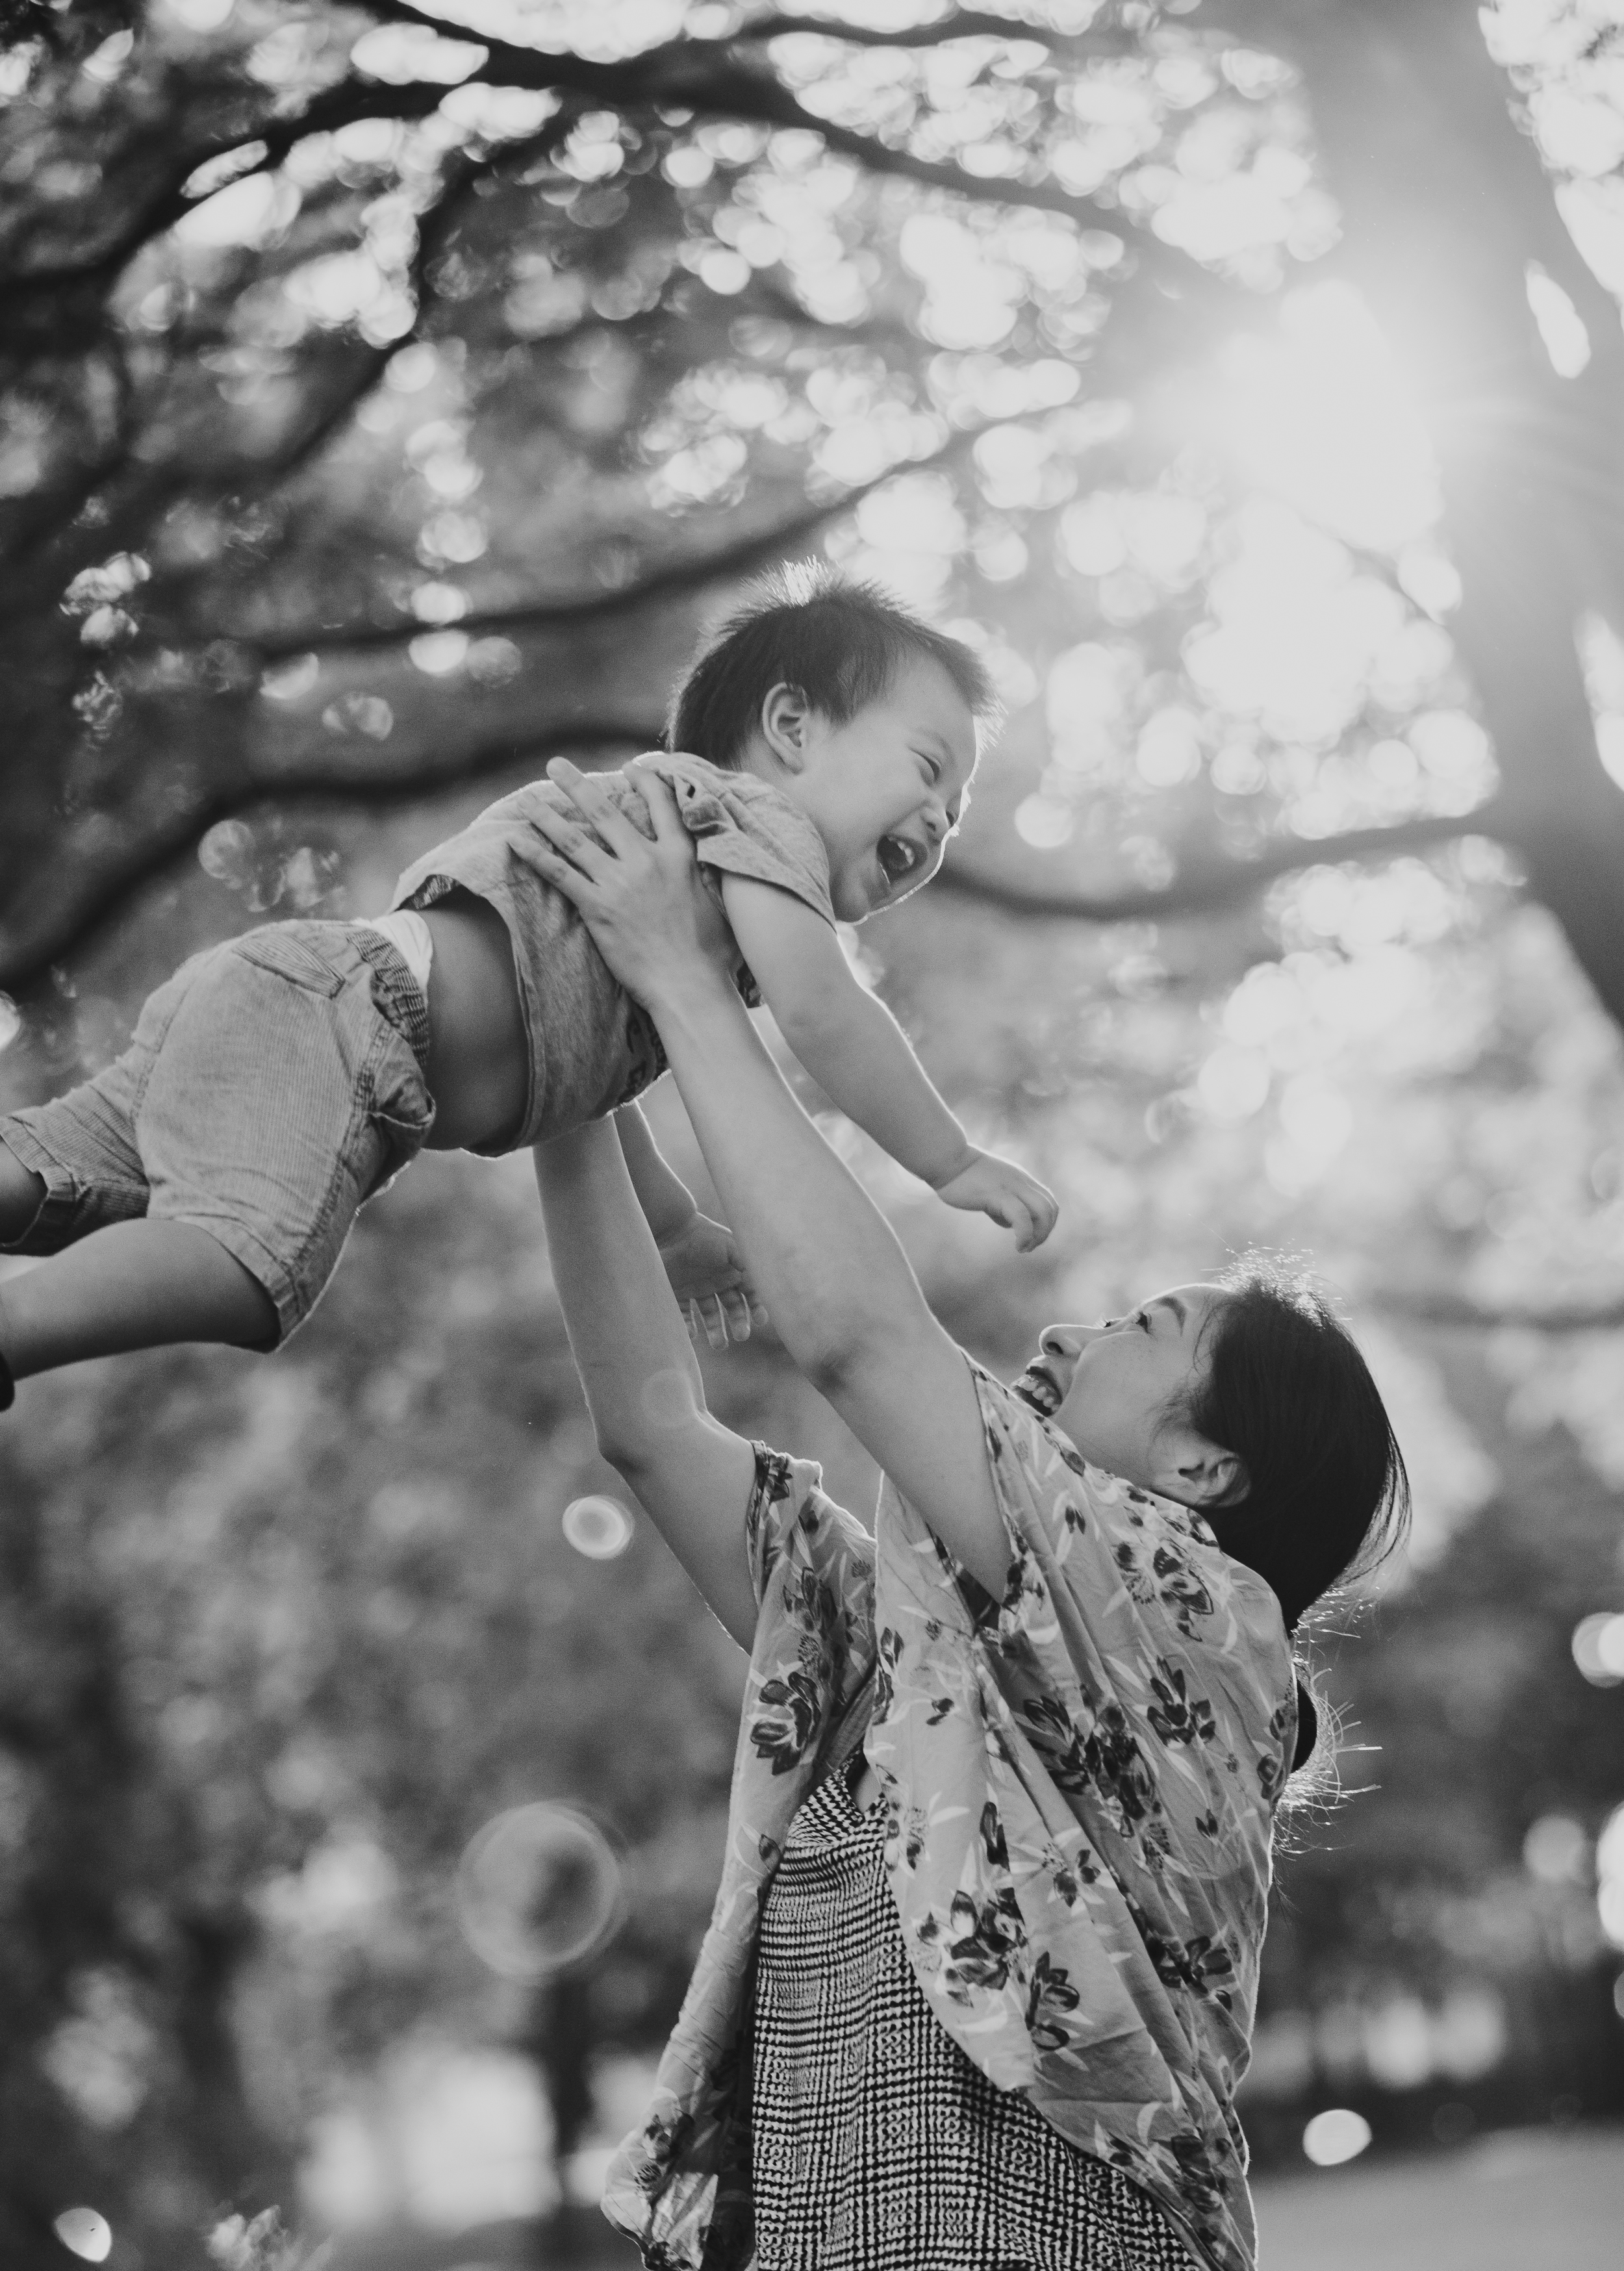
left=515, top=837, right=594, bottom=909
left=522, top=795, right=616, bottom=878
left=624, top=765, right=690, bottom=846
left=546, top=759, right=654, bottom=858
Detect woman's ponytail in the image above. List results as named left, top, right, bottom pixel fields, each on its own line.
left=1178, top=1256, right=1410, bottom=1784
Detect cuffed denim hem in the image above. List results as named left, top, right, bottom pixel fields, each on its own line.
left=0, top=1115, right=147, bottom=1253
left=173, top=1213, right=298, bottom=1351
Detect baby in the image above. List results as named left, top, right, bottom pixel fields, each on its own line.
left=0, top=568, right=1056, bottom=1405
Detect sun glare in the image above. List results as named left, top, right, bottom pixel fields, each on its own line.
left=1208, top=283, right=1440, bottom=555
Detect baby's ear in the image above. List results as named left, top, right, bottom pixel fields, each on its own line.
left=760, top=680, right=812, bottom=766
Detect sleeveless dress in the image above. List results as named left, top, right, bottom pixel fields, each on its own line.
left=753, top=1757, right=1197, bottom=2270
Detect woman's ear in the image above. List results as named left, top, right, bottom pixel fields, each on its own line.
left=1163, top=1430, right=1247, bottom=1510
left=759, top=681, right=812, bottom=770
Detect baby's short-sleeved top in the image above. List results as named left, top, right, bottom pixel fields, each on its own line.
left=601, top=1364, right=1296, bottom=2271
left=390, top=754, right=835, bottom=1149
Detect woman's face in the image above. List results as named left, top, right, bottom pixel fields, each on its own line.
left=1014, top=1283, right=1241, bottom=1508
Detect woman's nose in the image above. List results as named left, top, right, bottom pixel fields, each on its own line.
left=1041, top=1325, right=1084, bottom=1357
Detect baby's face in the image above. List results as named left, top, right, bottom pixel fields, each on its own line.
left=786, top=654, right=980, bottom=922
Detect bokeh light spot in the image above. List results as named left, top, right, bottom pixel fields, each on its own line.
left=409, top=630, right=470, bottom=676
left=1523, top=1813, right=1590, bottom=1884
left=259, top=652, right=318, bottom=702
left=1571, top=1611, right=1624, bottom=1687
left=456, top=1803, right=624, bottom=1981
left=1525, top=262, right=1590, bottom=376
left=53, top=2209, right=112, bottom=2263
left=197, top=819, right=257, bottom=888
left=1302, top=2107, right=1372, bottom=2167
left=562, top=1495, right=635, bottom=1560
left=1198, top=1044, right=1270, bottom=1122
left=1014, top=795, right=1074, bottom=850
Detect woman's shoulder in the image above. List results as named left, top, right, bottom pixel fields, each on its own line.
left=746, top=1441, right=874, bottom=1599
left=969, top=1363, right=1291, bottom=1670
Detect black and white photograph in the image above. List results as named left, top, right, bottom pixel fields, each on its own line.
left=1, top=3, right=1621, bottom=2268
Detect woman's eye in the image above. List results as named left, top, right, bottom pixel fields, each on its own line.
left=1135, top=1310, right=1150, bottom=1332
left=919, top=753, right=941, bottom=782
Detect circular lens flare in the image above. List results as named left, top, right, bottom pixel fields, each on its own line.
left=456, top=1802, right=624, bottom=1981
left=562, top=1494, right=635, bottom=1560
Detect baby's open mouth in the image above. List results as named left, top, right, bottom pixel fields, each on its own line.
left=876, top=833, right=925, bottom=888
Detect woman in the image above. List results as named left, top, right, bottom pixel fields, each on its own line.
left=527, top=770, right=1408, bottom=2271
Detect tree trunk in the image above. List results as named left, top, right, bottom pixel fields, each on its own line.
left=1247, top=0, right=1624, bottom=1026
left=171, top=1912, right=295, bottom=2218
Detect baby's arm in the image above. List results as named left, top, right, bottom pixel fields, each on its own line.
left=615, top=1102, right=765, bottom=1343
left=614, top=1099, right=696, bottom=1245
left=720, top=878, right=1058, bottom=1252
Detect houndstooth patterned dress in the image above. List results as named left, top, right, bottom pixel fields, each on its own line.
left=754, top=1760, right=1198, bottom=2270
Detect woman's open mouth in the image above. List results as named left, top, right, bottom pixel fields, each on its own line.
left=1013, top=1360, right=1061, bottom=1415
left=876, top=832, right=926, bottom=890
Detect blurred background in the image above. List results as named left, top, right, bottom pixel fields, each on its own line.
left=3, top=1, right=1623, bottom=2266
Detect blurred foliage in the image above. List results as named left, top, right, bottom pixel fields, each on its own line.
left=3, top=1, right=1624, bottom=2265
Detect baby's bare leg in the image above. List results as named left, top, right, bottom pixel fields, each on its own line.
left=0, top=1219, right=276, bottom=1380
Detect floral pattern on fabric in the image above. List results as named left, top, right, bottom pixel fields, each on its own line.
left=601, top=1374, right=1294, bottom=2271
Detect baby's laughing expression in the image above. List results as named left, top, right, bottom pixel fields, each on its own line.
left=783, top=654, right=979, bottom=923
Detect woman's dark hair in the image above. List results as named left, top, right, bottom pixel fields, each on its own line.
left=668, top=561, right=998, bottom=767
left=1174, top=1254, right=1410, bottom=1780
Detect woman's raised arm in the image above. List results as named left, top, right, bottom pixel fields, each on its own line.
left=535, top=1119, right=759, bottom=1647
left=520, top=770, right=1010, bottom=1597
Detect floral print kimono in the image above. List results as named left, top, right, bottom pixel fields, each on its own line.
left=601, top=1363, right=1297, bottom=2271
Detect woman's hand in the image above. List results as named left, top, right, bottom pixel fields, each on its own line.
left=514, top=760, right=733, bottom=1006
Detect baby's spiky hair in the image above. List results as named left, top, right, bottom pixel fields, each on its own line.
left=667, top=562, right=998, bottom=767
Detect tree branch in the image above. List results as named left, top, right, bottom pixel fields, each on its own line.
left=1, top=6, right=1149, bottom=324
left=171, top=424, right=987, bottom=662
left=216, top=138, right=531, bottom=498
left=0, top=720, right=659, bottom=998
left=0, top=765, right=1507, bottom=1004
left=0, top=78, right=451, bottom=322
left=930, top=806, right=1497, bottom=924
left=353, top=1, right=1233, bottom=304
left=731, top=8, right=1130, bottom=54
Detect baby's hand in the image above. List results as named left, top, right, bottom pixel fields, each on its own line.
left=933, top=1150, right=1058, bottom=1254
left=658, top=1212, right=768, bottom=1348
